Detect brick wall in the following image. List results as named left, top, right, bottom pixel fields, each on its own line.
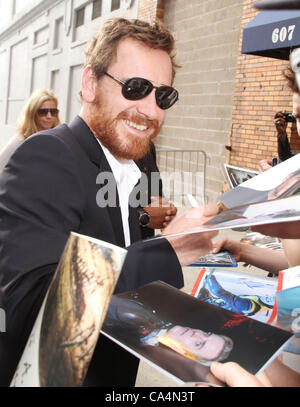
left=140, top=1, right=298, bottom=198
left=156, top=0, right=243, bottom=203
left=138, top=0, right=159, bottom=22
left=231, top=0, right=300, bottom=170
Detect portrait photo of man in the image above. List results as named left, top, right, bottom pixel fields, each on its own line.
left=102, top=280, right=292, bottom=385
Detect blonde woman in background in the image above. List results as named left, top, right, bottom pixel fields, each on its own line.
left=0, top=88, right=60, bottom=172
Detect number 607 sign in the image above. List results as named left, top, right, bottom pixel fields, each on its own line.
left=272, top=25, right=296, bottom=43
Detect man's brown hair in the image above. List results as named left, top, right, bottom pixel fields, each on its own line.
left=84, top=18, right=179, bottom=83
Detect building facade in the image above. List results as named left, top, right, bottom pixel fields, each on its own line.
left=0, top=0, right=267, bottom=203
left=0, top=0, right=142, bottom=143
left=230, top=0, right=300, bottom=171
left=161, top=0, right=243, bottom=201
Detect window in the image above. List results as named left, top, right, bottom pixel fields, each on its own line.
left=75, top=7, right=85, bottom=28
left=53, top=17, right=63, bottom=50
left=92, top=0, right=102, bottom=20
left=67, top=65, right=83, bottom=122
left=13, top=0, right=31, bottom=15
left=31, top=55, right=48, bottom=92
left=33, top=26, right=49, bottom=46
left=0, top=50, right=7, bottom=124
left=0, top=1, right=12, bottom=27
left=73, top=5, right=86, bottom=42
left=50, top=70, right=60, bottom=91
left=111, top=0, right=121, bottom=12
left=7, top=39, right=28, bottom=125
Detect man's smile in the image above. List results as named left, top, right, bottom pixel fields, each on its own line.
left=123, top=118, right=148, bottom=132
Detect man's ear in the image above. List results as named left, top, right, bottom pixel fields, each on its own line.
left=81, top=65, right=97, bottom=103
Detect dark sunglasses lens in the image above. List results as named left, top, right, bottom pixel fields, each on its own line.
left=156, top=86, right=178, bottom=110
left=122, top=78, right=153, bottom=100
left=37, top=108, right=58, bottom=116
left=121, top=76, right=178, bottom=109
left=37, top=109, right=47, bottom=116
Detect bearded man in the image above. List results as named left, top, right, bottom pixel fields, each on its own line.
left=0, top=18, right=218, bottom=387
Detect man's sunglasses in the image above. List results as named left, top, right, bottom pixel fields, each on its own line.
left=37, top=108, right=59, bottom=117
left=104, top=72, right=178, bottom=110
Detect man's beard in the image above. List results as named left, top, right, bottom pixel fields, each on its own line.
left=89, top=101, right=161, bottom=161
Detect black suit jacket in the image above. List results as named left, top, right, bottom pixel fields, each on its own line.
left=0, top=116, right=183, bottom=386
left=135, top=142, right=163, bottom=239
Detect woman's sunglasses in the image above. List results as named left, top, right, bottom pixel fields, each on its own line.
left=104, top=72, right=179, bottom=110
left=37, top=108, right=59, bottom=117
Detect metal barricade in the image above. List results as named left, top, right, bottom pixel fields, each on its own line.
left=156, top=149, right=208, bottom=206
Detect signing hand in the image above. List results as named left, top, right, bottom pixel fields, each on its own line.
left=162, top=204, right=219, bottom=266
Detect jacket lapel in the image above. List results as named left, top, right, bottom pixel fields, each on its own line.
left=99, top=166, right=125, bottom=248
left=69, top=116, right=125, bottom=247
left=128, top=204, right=142, bottom=244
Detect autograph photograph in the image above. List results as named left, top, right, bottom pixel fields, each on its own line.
left=189, top=251, right=238, bottom=267
left=192, top=269, right=278, bottom=324
left=222, top=164, right=258, bottom=189
left=219, top=154, right=300, bottom=209
left=101, top=281, right=292, bottom=386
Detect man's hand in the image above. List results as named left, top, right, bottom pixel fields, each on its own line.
left=144, top=196, right=177, bottom=230
left=162, top=204, right=219, bottom=266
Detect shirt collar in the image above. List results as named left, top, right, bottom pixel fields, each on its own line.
left=96, top=139, right=141, bottom=186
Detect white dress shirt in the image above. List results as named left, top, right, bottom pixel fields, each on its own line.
left=97, top=139, right=141, bottom=247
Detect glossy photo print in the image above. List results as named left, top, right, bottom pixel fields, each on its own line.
left=101, top=281, right=292, bottom=386
left=10, top=233, right=126, bottom=387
